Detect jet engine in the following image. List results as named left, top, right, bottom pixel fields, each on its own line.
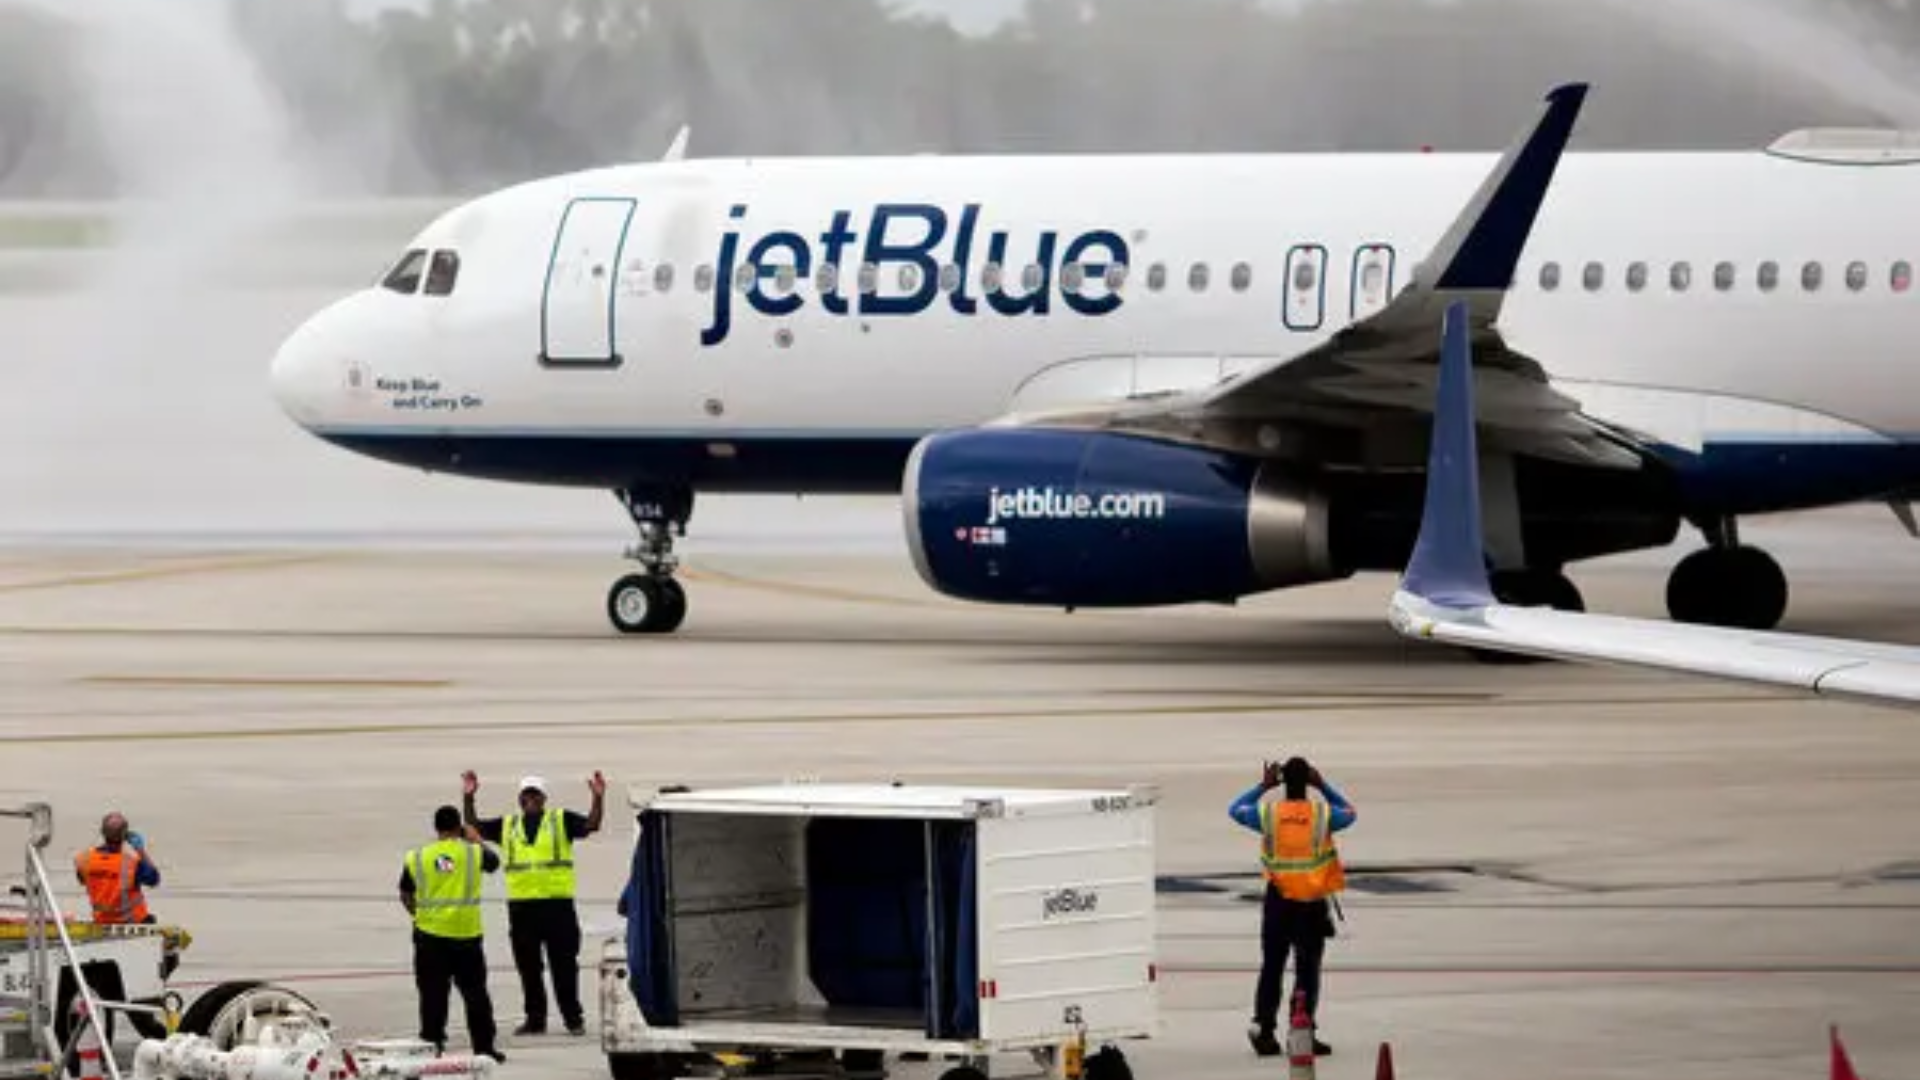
left=902, top=427, right=1349, bottom=607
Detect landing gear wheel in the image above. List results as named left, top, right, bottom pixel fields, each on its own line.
left=1666, top=545, right=1787, bottom=630
left=176, top=981, right=324, bottom=1051
left=1470, top=569, right=1585, bottom=665
left=608, top=574, right=687, bottom=634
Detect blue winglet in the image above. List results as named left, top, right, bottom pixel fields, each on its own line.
left=1400, top=300, right=1494, bottom=610
left=1431, top=83, right=1587, bottom=292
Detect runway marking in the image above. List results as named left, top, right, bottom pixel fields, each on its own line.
left=0, top=696, right=1485, bottom=746
left=0, top=553, right=339, bottom=594
left=78, top=675, right=452, bottom=690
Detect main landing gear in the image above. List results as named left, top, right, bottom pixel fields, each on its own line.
left=607, top=487, right=692, bottom=635
left=1665, top=517, right=1788, bottom=631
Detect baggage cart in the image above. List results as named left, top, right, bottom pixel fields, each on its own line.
left=598, top=781, right=1158, bottom=1080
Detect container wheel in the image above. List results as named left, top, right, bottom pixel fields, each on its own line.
left=1084, top=1045, right=1133, bottom=1080
left=608, top=1051, right=691, bottom=1080
left=937, top=1067, right=989, bottom=1080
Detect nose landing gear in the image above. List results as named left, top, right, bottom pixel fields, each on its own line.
left=607, top=488, right=692, bottom=635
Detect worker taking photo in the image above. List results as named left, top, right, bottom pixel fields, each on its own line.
left=1228, top=756, right=1355, bottom=1059
left=74, top=811, right=160, bottom=926
left=461, top=769, right=606, bottom=1037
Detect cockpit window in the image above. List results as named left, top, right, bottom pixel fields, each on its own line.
left=381, top=248, right=427, bottom=294
left=423, top=250, right=461, bottom=296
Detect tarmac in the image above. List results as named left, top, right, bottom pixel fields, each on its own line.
left=1, top=537, right=1917, bottom=1079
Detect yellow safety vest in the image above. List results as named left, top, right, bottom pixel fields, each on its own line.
left=1258, top=796, right=1346, bottom=901
left=406, top=839, right=484, bottom=939
left=502, top=811, right=575, bottom=901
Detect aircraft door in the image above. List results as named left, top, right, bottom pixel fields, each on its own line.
left=1283, top=244, right=1328, bottom=331
left=541, top=197, right=636, bottom=366
left=1350, top=244, right=1396, bottom=319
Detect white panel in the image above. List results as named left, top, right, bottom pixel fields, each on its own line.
left=543, top=198, right=635, bottom=364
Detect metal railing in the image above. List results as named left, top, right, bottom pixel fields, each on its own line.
left=2, top=803, right=127, bottom=1080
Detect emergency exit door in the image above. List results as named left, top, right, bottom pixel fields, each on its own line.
left=1283, top=244, right=1327, bottom=331
left=1350, top=243, right=1396, bottom=319
left=541, top=197, right=636, bottom=366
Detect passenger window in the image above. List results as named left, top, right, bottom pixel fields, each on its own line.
left=1713, top=262, right=1735, bottom=291
left=817, top=262, right=839, bottom=294
left=422, top=250, right=460, bottom=296
left=380, top=248, right=427, bottom=295
left=1538, top=262, right=1560, bottom=290
left=858, top=263, right=878, bottom=295
left=897, top=264, right=920, bottom=292
left=1146, top=263, right=1166, bottom=291
left=1625, top=262, right=1647, bottom=292
left=1582, top=261, right=1603, bottom=291
left=775, top=264, right=797, bottom=295
left=940, top=263, right=962, bottom=293
left=1291, top=260, right=1316, bottom=292
left=695, top=264, right=714, bottom=293
left=1061, top=262, right=1085, bottom=292
left=1894, top=261, right=1913, bottom=293
left=1846, top=260, right=1868, bottom=291
left=1670, top=262, right=1691, bottom=291
left=1231, top=263, right=1253, bottom=292
left=1022, top=263, right=1044, bottom=292
left=1106, top=263, right=1129, bottom=290
left=1802, top=261, right=1823, bottom=291
left=982, top=262, right=1003, bottom=291
left=734, top=264, right=756, bottom=293
left=653, top=263, right=674, bottom=293
left=1757, top=261, right=1779, bottom=292
left=1189, top=263, right=1210, bottom=292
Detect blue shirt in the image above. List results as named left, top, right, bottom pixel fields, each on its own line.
left=1228, top=781, right=1356, bottom=835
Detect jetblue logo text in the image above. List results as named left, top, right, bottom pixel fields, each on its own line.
left=702, top=203, right=1130, bottom=346
left=986, top=487, right=1167, bottom=525
left=1042, top=887, right=1099, bottom=919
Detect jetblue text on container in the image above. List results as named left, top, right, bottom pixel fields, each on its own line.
left=985, top=486, right=1168, bottom=525
left=701, top=203, right=1131, bottom=346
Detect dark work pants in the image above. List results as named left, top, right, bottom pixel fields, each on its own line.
left=1252, top=884, right=1330, bottom=1031
left=414, top=929, right=497, bottom=1053
left=508, top=898, right=583, bottom=1027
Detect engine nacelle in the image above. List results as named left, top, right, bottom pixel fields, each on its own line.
left=902, top=427, right=1347, bottom=608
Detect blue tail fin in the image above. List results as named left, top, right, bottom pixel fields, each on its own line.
left=1400, top=300, right=1494, bottom=610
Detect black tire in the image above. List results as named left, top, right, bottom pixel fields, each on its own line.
left=609, top=574, right=662, bottom=634
left=843, top=1048, right=887, bottom=1078
left=608, top=1051, right=689, bottom=1080
left=1085, top=1046, right=1133, bottom=1080
left=937, top=1067, right=990, bottom=1080
left=177, top=981, right=320, bottom=1050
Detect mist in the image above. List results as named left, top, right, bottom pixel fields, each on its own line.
left=2, top=0, right=1918, bottom=550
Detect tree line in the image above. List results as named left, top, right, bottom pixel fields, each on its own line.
left=3, top=0, right=1917, bottom=198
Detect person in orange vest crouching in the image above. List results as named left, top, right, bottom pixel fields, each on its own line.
left=1229, top=756, right=1355, bottom=1059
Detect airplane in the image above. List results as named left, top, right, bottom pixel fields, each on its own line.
left=268, top=82, right=1920, bottom=639
left=1388, top=299, right=1920, bottom=706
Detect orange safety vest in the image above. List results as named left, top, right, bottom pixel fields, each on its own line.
left=1258, top=796, right=1346, bottom=901
left=74, top=847, right=150, bottom=924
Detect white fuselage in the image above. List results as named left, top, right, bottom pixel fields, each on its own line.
left=270, top=145, right=1920, bottom=495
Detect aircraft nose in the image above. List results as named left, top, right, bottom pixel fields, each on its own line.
left=270, top=302, right=349, bottom=430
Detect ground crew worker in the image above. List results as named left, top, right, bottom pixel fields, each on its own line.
left=74, top=812, right=160, bottom=925
left=461, top=769, right=605, bottom=1037
left=1229, top=756, right=1355, bottom=1059
left=398, top=805, right=505, bottom=1063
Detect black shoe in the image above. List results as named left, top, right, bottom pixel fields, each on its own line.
left=565, top=1020, right=587, bottom=1037
left=1313, top=1038, right=1332, bottom=1056
left=513, top=1021, right=545, bottom=1037
left=1248, top=1024, right=1281, bottom=1057
left=477, top=1048, right=506, bottom=1063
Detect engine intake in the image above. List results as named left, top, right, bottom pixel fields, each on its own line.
left=902, top=428, right=1347, bottom=607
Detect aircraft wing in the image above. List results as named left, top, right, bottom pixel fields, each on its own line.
left=1043, top=82, right=1644, bottom=471
left=1385, top=300, right=1920, bottom=710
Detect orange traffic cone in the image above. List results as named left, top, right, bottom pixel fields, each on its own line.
left=1286, top=991, right=1315, bottom=1080
left=1375, top=1041, right=1395, bottom=1080
left=1832, top=1025, right=1860, bottom=1080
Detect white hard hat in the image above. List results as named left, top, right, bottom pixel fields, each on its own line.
left=519, top=775, right=548, bottom=796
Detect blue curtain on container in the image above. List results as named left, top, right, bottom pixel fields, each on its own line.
left=624, top=811, right=678, bottom=1026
